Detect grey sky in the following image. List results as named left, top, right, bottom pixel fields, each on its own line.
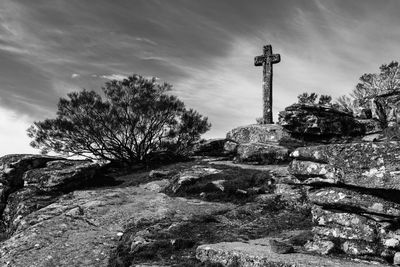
left=1, top=0, right=400, bottom=155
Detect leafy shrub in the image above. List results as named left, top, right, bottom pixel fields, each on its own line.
left=28, top=74, right=211, bottom=164
left=297, top=92, right=332, bottom=105
left=297, top=92, right=318, bottom=104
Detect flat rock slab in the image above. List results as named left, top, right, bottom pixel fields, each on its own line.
left=209, top=160, right=290, bottom=178
left=309, top=187, right=400, bottom=218
left=169, top=165, right=223, bottom=193
left=196, top=238, right=391, bottom=267
left=0, top=186, right=234, bottom=267
left=290, top=142, right=400, bottom=191
left=236, top=143, right=290, bottom=164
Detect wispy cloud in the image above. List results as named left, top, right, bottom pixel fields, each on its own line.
left=100, top=74, right=128, bottom=81
left=1, top=0, right=400, bottom=153
left=135, top=37, right=158, bottom=46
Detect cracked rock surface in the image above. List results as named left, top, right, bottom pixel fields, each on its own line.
left=289, top=142, right=400, bottom=262
left=0, top=186, right=234, bottom=267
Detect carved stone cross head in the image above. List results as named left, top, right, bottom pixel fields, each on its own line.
left=254, top=45, right=280, bottom=67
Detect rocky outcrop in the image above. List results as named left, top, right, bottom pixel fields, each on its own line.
left=0, top=154, right=315, bottom=266
left=163, top=162, right=278, bottom=204
left=371, top=91, right=400, bottom=127
left=0, top=154, right=103, bottom=237
left=196, top=235, right=390, bottom=267
left=3, top=160, right=100, bottom=235
left=289, top=142, right=400, bottom=262
left=0, top=185, right=235, bottom=267
left=226, top=124, right=290, bottom=144
left=290, top=142, right=400, bottom=190
left=0, top=154, right=62, bottom=213
left=278, top=103, right=379, bottom=142
left=225, top=124, right=291, bottom=165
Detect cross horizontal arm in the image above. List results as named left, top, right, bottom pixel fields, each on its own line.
left=271, top=54, right=281, bottom=64
left=254, top=56, right=264, bottom=66
left=254, top=54, right=281, bottom=66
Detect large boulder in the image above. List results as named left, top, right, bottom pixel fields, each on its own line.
left=290, top=142, right=400, bottom=190
left=310, top=206, right=388, bottom=244
left=0, top=154, right=62, bottom=214
left=0, top=157, right=101, bottom=235
left=308, top=187, right=400, bottom=219
left=23, top=160, right=99, bottom=193
left=164, top=162, right=277, bottom=203
left=288, top=141, right=400, bottom=262
left=225, top=124, right=291, bottom=164
left=278, top=103, right=365, bottom=141
left=226, top=124, right=289, bottom=144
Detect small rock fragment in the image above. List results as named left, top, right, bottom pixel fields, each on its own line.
left=304, top=239, right=335, bottom=255
left=269, top=239, right=294, bottom=254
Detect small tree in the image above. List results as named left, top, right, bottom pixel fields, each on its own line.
left=297, top=92, right=318, bottom=104
left=297, top=92, right=332, bottom=105
left=318, top=95, right=332, bottom=105
left=27, top=74, right=211, bottom=164
left=336, top=61, right=400, bottom=127
left=353, top=61, right=400, bottom=106
left=336, top=95, right=356, bottom=113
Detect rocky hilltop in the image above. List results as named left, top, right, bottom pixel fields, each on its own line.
left=2, top=103, right=400, bottom=266
left=0, top=153, right=311, bottom=266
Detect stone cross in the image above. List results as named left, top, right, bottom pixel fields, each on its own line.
left=254, top=44, right=280, bottom=124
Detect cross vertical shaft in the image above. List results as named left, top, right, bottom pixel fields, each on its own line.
left=254, top=45, right=280, bottom=124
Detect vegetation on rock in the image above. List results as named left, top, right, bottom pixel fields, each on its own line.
left=297, top=92, right=332, bottom=105
left=336, top=61, right=400, bottom=126
left=27, top=74, right=211, bottom=164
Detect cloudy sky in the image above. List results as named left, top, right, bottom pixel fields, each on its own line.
left=1, top=0, right=400, bottom=156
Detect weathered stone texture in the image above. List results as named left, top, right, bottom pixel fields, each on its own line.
left=290, top=142, right=400, bottom=190
left=254, top=44, right=280, bottom=124
left=279, top=103, right=365, bottom=140
left=2, top=160, right=100, bottom=235
left=196, top=238, right=391, bottom=267
left=309, top=188, right=400, bottom=218
left=356, top=118, right=383, bottom=135
left=23, top=160, right=98, bottom=192
left=236, top=142, right=290, bottom=164
left=0, top=154, right=62, bottom=221
left=224, top=140, right=239, bottom=154
left=288, top=141, right=400, bottom=263
left=0, top=154, right=105, bottom=240
left=0, top=186, right=234, bottom=267
left=226, top=124, right=289, bottom=144
left=167, top=165, right=222, bottom=194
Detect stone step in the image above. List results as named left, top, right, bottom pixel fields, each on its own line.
left=196, top=238, right=390, bottom=267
